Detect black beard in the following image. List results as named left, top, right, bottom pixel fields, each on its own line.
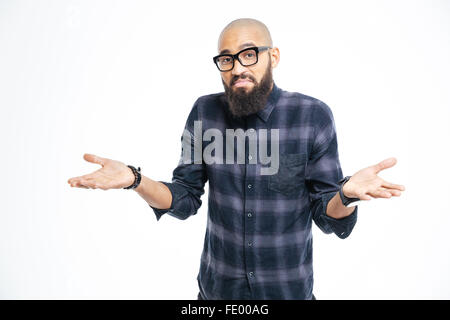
left=222, top=62, right=273, bottom=119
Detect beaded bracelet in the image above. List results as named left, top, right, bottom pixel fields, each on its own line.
left=123, top=165, right=142, bottom=189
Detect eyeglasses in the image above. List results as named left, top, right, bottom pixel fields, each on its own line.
left=213, top=46, right=272, bottom=72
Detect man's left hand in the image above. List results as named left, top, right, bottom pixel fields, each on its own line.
left=343, top=157, right=405, bottom=201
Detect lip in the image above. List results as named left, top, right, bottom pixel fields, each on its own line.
left=233, top=79, right=253, bottom=87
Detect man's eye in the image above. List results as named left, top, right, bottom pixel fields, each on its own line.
left=220, top=57, right=231, bottom=64
left=245, top=53, right=255, bottom=58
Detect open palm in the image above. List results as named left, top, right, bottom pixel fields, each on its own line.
left=343, top=157, right=405, bottom=200
left=67, top=154, right=135, bottom=190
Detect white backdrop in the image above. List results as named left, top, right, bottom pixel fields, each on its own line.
left=0, top=0, right=449, bottom=299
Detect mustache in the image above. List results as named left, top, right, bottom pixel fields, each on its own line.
left=230, top=74, right=256, bottom=86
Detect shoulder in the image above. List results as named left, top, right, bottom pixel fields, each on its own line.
left=280, top=88, right=330, bottom=109
left=184, top=91, right=226, bottom=125
left=191, top=91, right=228, bottom=122
left=193, top=91, right=225, bottom=108
left=279, top=88, right=334, bottom=122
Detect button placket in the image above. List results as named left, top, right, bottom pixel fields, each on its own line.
left=243, top=118, right=258, bottom=289
left=242, top=115, right=259, bottom=292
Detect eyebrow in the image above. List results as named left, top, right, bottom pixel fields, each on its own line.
left=219, top=42, right=256, bottom=55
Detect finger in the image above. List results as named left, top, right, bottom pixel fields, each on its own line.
left=77, top=180, right=90, bottom=188
left=68, top=175, right=93, bottom=186
left=87, top=177, right=111, bottom=190
left=68, top=179, right=79, bottom=187
left=83, top=178, right=108, bottom=190
left=381, top=180, right=405, bottom=191
left=379, top=186, right=402, bottom=197
left=72, top=173, right=96, bottom=182
left=78, top=178, right=97, bottom=189
left=388, top=189, right=402, bottom=196
left=69, top=180, right=89, bottom=188
left=83, top=153, right=106, bottom=167
left=76, top=176, right=109, bottom=190
left=367, top=188, right=392, bottom=198
left=374, top=157, right=397, bottom=174
left=84, top=178, right=106, bottom=190
left=356, top=192, right=372, bottom=201
left=68, top=177, right=84, bottom=184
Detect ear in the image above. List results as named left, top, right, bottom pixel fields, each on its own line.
left=270, top=47, right=280, bottom=69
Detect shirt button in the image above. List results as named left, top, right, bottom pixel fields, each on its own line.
left=248, top=155, right=253, bottom=161
left=247, top=241, right=253, bottom=247
left=248, top=271, right=254, bottom=277
left=248, top=184, right=252, bottom=189
left=247, top=212, right=252, bottom=218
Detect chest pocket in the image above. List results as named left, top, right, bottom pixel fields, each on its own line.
left=268, top=153, right=307, bottom=197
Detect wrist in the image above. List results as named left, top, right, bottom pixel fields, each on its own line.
left=339, top=176, right=361, bottom=207
left=342, top=181, right=353, bottom=198
left=123, top=165, right=142, bottom=189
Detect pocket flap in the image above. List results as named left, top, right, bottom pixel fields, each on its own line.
left=280, top=153, right=307, bottom=166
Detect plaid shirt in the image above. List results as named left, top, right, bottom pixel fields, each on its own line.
left=150, top=82, right=358, bottom=300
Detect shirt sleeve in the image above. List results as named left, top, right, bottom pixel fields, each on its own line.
left=149, top=99, right=208, bottom=221
left=305, top=101, right=358, bottom=239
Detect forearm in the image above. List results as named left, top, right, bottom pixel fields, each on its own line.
left=134, top=175, right=172, bottom=210
left=326, top=191, right=356, bottom=219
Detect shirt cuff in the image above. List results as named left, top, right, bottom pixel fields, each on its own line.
left=321, top=191, right=358, bottom=239
left=149, top=181, right=175, bottom=221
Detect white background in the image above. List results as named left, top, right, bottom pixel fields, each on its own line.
left=0, top=0, right=449, bottom=299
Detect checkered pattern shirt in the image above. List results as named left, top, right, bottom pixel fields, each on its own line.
left=150, top=82, right=358, bottom=299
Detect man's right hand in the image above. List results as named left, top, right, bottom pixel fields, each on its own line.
left=67, top=153, right=135, bottom=190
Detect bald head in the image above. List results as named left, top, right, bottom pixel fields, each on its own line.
left=217, top=18, right=273, bottom=52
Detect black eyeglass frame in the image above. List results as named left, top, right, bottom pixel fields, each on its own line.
left=213, top=46, right=272, bottom=72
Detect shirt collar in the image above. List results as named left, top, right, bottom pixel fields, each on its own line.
left=256, top=81, right=281, bottom=122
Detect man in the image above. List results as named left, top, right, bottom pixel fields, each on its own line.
left=68, top=18, right=405, bottom=300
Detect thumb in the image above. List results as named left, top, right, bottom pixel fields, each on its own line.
left=83, top=153, right=105, bottom=166
left=374, top=157, right=397, bottom=174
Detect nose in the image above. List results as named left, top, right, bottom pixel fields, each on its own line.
left=231, top=58, right=248, bottom=76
